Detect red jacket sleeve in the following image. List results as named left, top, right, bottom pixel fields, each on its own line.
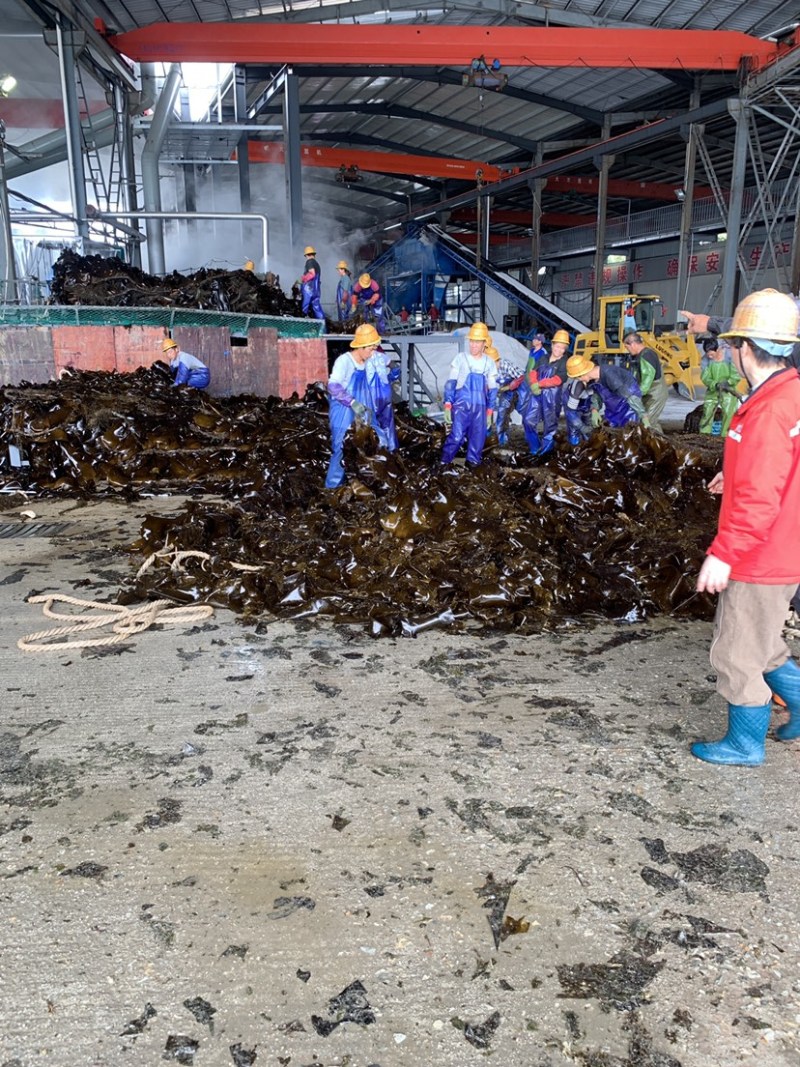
left=709, top=403, right=794, bottom=567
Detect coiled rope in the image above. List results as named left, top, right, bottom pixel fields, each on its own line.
left=18, top=594, right=214, bottom=653
left=19, top=544, right=267, bottom=651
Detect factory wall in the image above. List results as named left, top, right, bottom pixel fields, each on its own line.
left=0, top=325, right=328, bottom=399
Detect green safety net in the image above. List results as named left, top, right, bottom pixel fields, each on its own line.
left=0, top=304, right=325, bottom=339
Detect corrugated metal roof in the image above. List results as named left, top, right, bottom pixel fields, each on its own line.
left=2, top=0, right=797, bottom=240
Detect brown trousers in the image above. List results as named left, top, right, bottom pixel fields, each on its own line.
left=709, top=580, right=797, bottom=705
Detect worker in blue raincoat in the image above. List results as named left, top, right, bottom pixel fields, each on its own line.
left=565, top=353, right=649, bottom=432
left=364, top=329, right=400, bottom=451
left=351, top=272, right=386, bottom=332
left=325, top=323, right=392, bottom=488
left=335, top=260, right=353, bottom=322
left=486, top=344, right=525, bottom=446
left=160, top=338, right=210, bottom=389
left=441, top=322, right=498, bottom=468
left=301, top=244, right=325, bottom=320
left=521, top=328, right=571, bottom=454
left=563, top=379, right=594, bottom=445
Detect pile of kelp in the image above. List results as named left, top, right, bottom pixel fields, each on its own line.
left=50, top=250, right=303, bottom=317
left=0, top=367, right=722, bottom=634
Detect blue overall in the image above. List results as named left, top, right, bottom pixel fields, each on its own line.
left=366, top=354, right=400, bottom=452
left=336, top=273, right=353, bottom=322
left=593, top=364, right=642, bottom=426
left=352, top=284, right=386, bottom=332
left=170, top=352, right=210, bottom=389
left=301, top=257, right=325, bottom=320
left=325, top=353, right=370, bottom=488
left=564, top=380, right=593, bottom=445
left=494, top=358, right=524, bottom=446
left=441, top=353, right=498, bottom=467
left=522, top=356, right=564, bottom=455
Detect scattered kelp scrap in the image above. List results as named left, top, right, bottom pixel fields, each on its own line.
left=0, top=367, right=724, bottom=634
left=50, top=249, right=303, bottom=317
left=311, top=979, right=376, bottom=1036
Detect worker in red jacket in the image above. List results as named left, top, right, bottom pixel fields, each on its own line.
left=691, top=289, right=800, bottom=766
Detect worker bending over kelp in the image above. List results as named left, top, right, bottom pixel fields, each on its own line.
left=160, top=338, right=210, bottom=390
left=325, top=324, right=398, bottom=489
left=564, top=353, right=648, bottom=442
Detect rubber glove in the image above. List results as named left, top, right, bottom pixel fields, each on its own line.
left=590, top=408, right=603, bottom=429
left=641, top=414, right=652, bottom=429
left=486, top=410, right=494, bottom=431
left=351, top=400, right=367, bottom=419
left=443, top=406, right=452, bottom=427
left=529, top=381, right=541, bottom=396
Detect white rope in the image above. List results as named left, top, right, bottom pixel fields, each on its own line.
left=18, top=593, right=214, bottom=653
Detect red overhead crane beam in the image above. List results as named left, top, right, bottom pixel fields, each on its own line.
left=107, top=23, right=783, bottom=71
left=545, top=175, right=715, bottom=201
left=246, top=145, right=716, bottom=201
left=247, top=142, right=516, bottom=183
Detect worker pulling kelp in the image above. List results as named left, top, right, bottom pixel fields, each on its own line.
left=351, top=273, right=386, bottom=332
left=325, top=323, right=398, bottom=489
left=159, top=338, right=210, bottom=390
left=564, top=352, right=648, bottom=441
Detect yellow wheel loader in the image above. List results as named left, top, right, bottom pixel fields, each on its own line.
left=572, top=294, right=703, bottom=399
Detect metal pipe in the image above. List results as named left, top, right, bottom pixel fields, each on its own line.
left=0, top=123, right=19, bottom=302
left=675, top=83, right=702, bottom=314
left=55, top=14, right=89, bottom=248
left=95, top=210, right=270, bottom=272
left=141, top=64, right=183, bottom=274
left=283, top=71, right=303, bottom=256
left=721, top=99, right=749, bottom=315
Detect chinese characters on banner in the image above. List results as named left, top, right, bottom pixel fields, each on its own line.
left=555, top=240, right=793, bottom=292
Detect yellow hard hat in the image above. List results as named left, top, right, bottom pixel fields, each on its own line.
left=337, top=260, right=348, bottom=270
left=351, top=323, right=381, bottom=348
left=566, top=353, right=594, bottom=378
left=358, top=273, right=372, bottom=288
left=719, top=288, right=800, bottom=344
left=552, top=329, right=571, bottom=345
left=485, top=344, right=500, bottom=361
left=468, top=322, right=490, bottom=342
left=243, top=260, right=255, bottom=272
left=303, top=245, right=316, bottom=256
left=162, top=338, right=178, bottom=352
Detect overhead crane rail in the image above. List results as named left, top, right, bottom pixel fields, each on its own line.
left=105, top=23, right=785, bottom=72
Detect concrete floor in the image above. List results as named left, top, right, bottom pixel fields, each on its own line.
left=2, top=494, right=800, bottom=1067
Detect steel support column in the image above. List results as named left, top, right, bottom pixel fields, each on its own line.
left=529, top=146, right=544, bottom=284
left=791, top=191, right=800, bottom=296
left=0, top=121, right=18, bottom=302
left=720, top=99, right=749, bottom=316
left=591, top=119, right=613, bottom=328
left=141, top=64, right=182, bottom=275
left=283, top=71, right=303, bottom=257
left=56, top=14, right=89, bottom=249
left=234, top=66, right=251, bottom=213
left=674, top=84, right=701, bottom=315
left=480, top=195, right=491, bottom=320
left=113, top=82, right=141, bottom=266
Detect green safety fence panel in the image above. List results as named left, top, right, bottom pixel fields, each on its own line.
left=0, top=304, right=325, bottom=339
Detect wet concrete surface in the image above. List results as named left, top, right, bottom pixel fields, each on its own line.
left=2, top=496, right=800, bottom=1066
